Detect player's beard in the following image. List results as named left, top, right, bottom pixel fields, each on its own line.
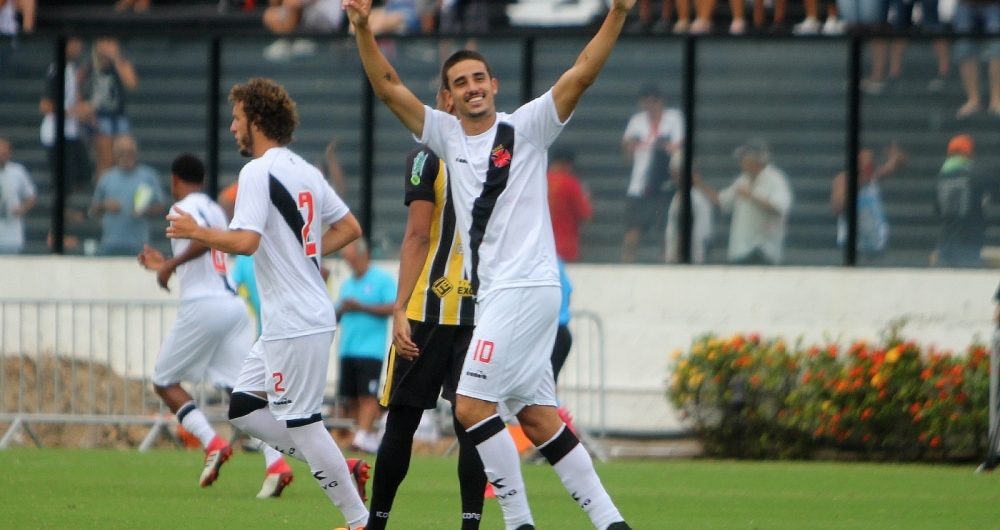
left=237, top=127, right=254, bottom=158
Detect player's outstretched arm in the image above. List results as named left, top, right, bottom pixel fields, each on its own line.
left=551, top=0, right=637, bottom=122
left=320, top=211, right=362, bottom=256
left=166, top=206, right=261, bottom=255
left=344, top=0, right=425, bottom=137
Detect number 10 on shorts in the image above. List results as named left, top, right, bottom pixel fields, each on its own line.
left=472, top=340, right=494, bottom=364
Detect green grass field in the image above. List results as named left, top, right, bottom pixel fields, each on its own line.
left=2, top=448, right=1000, bottom=529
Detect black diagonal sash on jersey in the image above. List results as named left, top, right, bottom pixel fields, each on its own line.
left=268, top=174, right=320, bottom=270
left=468, top=123, right=514, bottom=296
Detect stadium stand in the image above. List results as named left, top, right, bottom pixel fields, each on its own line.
left=4, top=11, right=999, bottom=263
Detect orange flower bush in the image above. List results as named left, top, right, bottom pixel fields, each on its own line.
left=668, top=330, right=992, bottom=461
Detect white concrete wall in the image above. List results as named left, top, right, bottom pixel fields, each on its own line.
left=2, top=256, right=997, bottom=433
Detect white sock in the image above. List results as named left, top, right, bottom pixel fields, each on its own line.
left=260, top=442, right=284, bottom=468
left=550, top=442, right=623, bottom=529
left=287, top=420, right=368, bottom=528
left=177, top=402, right=217, bottom=448
left=352, top=430, right=366, bottom=448
left=230, top=407, right=306, bottom=462
left=469, top=415, right=533, bottom=529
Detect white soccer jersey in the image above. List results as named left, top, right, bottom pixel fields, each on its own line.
left=419, top=89, right=565, bottom=299
left=229, top=146, right=349, bottom=340
left=171, top=192, right=236, bottom=301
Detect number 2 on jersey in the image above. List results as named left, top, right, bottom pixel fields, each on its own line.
left=297, top=191, right=318, bottom=258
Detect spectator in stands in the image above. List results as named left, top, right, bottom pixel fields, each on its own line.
left=932, top=135, right=998, bottom=267
left=0, top=0, right=35, bottom=36
left=666, top=151, right=714, bottom=264
left=629, top=0, right=690, bottom=33
left=88, top=135, right=165, bottom=256
left=79, top=38, right=138, bottom=177
left=830, top=142, right=907, bottom=260
left=547, top=146, right=592, bottom=263
left=953, top=0, right=1000, bottom=117
left=113, top=0, right=150, bottom=12
left=700, top=138, right=793, bottom=265
left=621, top=83, right=684, bottom=263
left=690, top=0, right=747, bottom=33
left=0, top=136, right=37, bottom=254
left=262, top=0, right=343, bottom=61
left=792, top=0, right=844, bottom=34
left=335, top=238, right=396, bottom=454
left=861, top=0, right=950, bottom=96
left=40, top=37, right=93, bottom=191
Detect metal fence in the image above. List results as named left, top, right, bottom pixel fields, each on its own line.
left=0, top=298, right=230, bottom=450
left=0, top=299, right=622, bottom=452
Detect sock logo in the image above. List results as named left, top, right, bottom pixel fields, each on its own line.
left=462, top=513, right=482, bottom=520
left=374, top=511, right=390, bottom=518
left=496, top=488, right=518, bottom=500
left=571, top=492, right=592, bottom=508
left=313, top=470, right=339, bottom=490
left=275, top=446, right=296, bottom=456
left=490, top=478, right=506, bottom=490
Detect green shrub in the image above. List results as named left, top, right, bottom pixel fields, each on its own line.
left=668, top=330, right=992, bottom=461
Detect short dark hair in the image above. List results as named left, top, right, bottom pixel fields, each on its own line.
left=171, top=153, right=205, bottom=184
left=229, top=77, right=298, bottom=146
left=441, top=50, right=493, bottom=90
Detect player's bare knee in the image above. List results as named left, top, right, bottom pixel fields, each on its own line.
left=454, top=396, right=496, bottom=429
left=517, top=406, right=563, bottom=445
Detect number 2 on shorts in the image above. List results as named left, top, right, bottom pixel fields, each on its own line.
left=272, top=372, right=286, bottom=393
left=298, top=191, right=318, bottom=258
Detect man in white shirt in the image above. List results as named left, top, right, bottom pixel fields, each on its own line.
left=345, top=0, right=636, bottom=527
left=138, top=153, right=294, bottom=498
left=165, top=78, right=370, bottom=530
left=0, top=137, right=37, bottom=254
left=701, top=137, right=793, bottom=265
left=620, top=84, right=684, bottom=263
left=664, top=151, right=713, bottom=264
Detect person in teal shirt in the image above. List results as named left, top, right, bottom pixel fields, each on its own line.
left=336, top=238, right=396, bottom=453
left=231, top=254, right=261, bottom=337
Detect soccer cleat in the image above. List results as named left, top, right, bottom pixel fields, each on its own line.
left=514, top=525, right=535, bottom=530
left=346, top=457, right=371, bottom=502
left=607, top=522, right=633, bottom=530
left=200, top=436, right=233, bottom=487
left=257, top=458, right=294, bottom=498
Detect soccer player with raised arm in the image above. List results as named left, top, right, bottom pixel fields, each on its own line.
left=343, top=0, right=637, bottom=527
left=166, top=78, right=370, bottom=530
left=138, top=153, right=295, bottom=498
left=367, top=90, right=487, bottom=530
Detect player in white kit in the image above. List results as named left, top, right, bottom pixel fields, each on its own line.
left=165, top=78, right=370, bottom=530
left=139, top=153, right=294, bottom=498
left=346, top=0, right=636, bottom=527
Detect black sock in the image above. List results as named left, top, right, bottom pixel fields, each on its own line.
left=366, top=405, right=423, bottom=530
left=455, top=415, right=487, bottom=530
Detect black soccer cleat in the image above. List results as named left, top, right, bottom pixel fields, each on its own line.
left=514, top=526, right=535, bottom=530
left=607, top=522, right=633, bottom=530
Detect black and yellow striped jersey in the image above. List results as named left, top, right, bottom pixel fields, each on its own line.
left=403, top=146, right=475, bottom=326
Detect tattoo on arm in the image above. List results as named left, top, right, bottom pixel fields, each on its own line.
left=383, top=73, right=392, bottom=82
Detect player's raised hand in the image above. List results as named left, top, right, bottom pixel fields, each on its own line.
left=166, top=206, right=198, bottom=240
left=342, top=0, right=372, bottom=30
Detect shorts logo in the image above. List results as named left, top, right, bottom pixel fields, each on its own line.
left=472, top=340, right=494, bottom=364
left=491, top=145, right=511, bottom=168
left=432, top=277, right=454, bottom=297
left=272, top=398, right=293, bottom=406
left=465, top=370, right=487, bottom=380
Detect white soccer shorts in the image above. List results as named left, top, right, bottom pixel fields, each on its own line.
left=151, top=296, right=252, bottom=389
left=233, top=331, right=335, bottom=421
left=456, top=285, right=560, bottom=416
